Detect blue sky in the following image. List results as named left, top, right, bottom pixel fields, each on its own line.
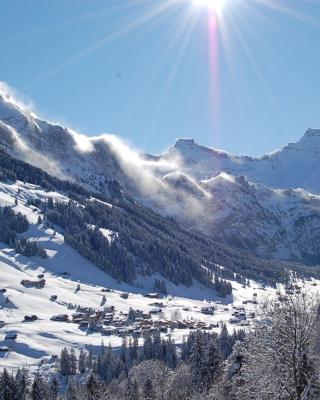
left=1, top=0, right=319, bottom=155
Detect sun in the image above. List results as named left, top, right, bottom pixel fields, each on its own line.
left=193, top=0, right=225, bottom=13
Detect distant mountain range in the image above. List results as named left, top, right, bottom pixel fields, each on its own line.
left=1, top=85, right=320, bottom=265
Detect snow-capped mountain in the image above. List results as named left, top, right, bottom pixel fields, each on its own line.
left=200, top=173, right=320, bottom=262
left=1, top=84, right=320, bottom=264
left=163, top=133, right=320, bottom=195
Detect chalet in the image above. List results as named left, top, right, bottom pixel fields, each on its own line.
left=118, top=328, right=128, bottom=337
left=149, top=308, right=162, bottom=315
left=177, top=321, right=188, bottom=329
left=102, top=328, right=114, bottom=336
left=233, top=305, right=245, bottom=311
left=102, top=317, right=113, bottom=325
left=240, top=320, right=250, bottom=327
left=229, top=317, right=240, bottom=324
left=140, top=319, right=153, bottom=327
left=120, top=292, right=129, bottom=299
left=149, top=302, right=165, bottom=308
left=103, top=306, right=114, bottom=313
left=0, top=346, right=9, bottom=353
left=154, top=319, right=167, bottom=327
left=143, top=293, right=159, bottom=299
left=51, top=314, right=69, bottom=322
left=24, top=315, right=38, bottom=322
left=5, top=333, right=18, bottom=340
left=201, top=306, right=214, bottom=315
left=21, top=279, right=45, bottom=288
left=238, top=312, right=246, bottom=320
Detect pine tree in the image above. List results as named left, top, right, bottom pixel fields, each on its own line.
left=143, top=378, right=155, bottom=400
left=86, top=373, right=101, bottom=400
left=49, top=377, right=59, bottom=400
left=31, top=374, right=47, bottom=400
left=78, top=348, right=87, bottom=374
left=165, top=337, right=177, bottom=369
left=86, top=347, right=93, bottom=370
left=69, top=348, right=77, bottom=375
left=127, top=307, right=135, bottom=322
left=143, top=332, right=153, bottom=360
left=190, top=332, right=205, bottom=390
left=153, top=331, right=163, bottom=361
left=15, top=368, right=30, bottom=400
left=0, top=369, right=15, bottom=400
left=126, top=378, right=139, bottom=400
left=100, top=295, right=106, bottom=306
left=203, top=338, right=222, bottom=390
left=120, top=336, right=128, bottom=364
left=129, top=337, right=138, bottom=362
left=66, top=382, right=78, bottom=400
left=60, top=347, right=71, bottom=376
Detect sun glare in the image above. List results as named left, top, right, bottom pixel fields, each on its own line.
left=193, top=0, right=225, bottom=13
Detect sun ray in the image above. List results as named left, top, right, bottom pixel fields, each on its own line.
left=26, top=0, right=184, bottom=87
left=207, top=12, right=220, bottom=134
left=120, top=3, right=198, bottom=127
left=145, top=9, right=200, bottom=130
left=250, top=0, right=319, bottom=25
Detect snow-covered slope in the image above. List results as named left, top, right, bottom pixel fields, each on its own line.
left=199, top=173, right=320, bottom=261
left=163, top=133, right=320, bottom=194
left=1, top=83, right=320, bottom=264
left=0, top=180, right=264, bottom=370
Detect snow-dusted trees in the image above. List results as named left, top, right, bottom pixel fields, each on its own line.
left=31, top=374, right=48, bottom=400
left=154, top=279, right=167, bottom=294
left=189, top=332, right=223, bottom=392
left=0, top=206, right=47, bottom=258
left=213, top=276, right=232, bottom=298
left=78, top=348, right=87, bottom=374
left=227, top=292, right=320, bottom=400
left=0, top=369, right=15, bottom=400
left=15, top=368, right=31, bottom=400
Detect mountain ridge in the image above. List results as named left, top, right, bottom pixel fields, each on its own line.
left=1, top=84, right=320, bottom=265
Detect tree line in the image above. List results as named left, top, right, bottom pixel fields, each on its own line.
left=0, top=206, right=46, bottom=258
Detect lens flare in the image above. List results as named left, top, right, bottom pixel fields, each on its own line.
left=193, top=0, right=225, bottom=13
